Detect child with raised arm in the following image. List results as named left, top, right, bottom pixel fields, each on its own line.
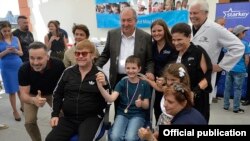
left=140, top=63, right=191, bottom=139
left=96, top=55, right=151, bottom=141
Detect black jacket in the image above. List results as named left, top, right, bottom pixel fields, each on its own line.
left=52, top=65, right=109, bottom=120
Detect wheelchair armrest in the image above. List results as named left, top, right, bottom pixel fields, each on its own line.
left=103, top=103, right=111, bottom=129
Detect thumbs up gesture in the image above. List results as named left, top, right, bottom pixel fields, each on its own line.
left=135, top=94, right=142, bottom=108
left=33, top=90, right=47, bottom=107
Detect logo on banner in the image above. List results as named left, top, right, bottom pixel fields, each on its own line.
left=223, top=8, right=249, bottom=19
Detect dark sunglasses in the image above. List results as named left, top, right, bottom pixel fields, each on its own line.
left=74, top=51, right=91, bottom=57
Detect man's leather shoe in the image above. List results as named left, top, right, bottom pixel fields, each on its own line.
left=242, top=100, right=250, bottom=106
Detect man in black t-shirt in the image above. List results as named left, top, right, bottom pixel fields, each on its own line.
left=18, top=42, right=65, bottom=141
left=13, top=15, right=34, bottom=62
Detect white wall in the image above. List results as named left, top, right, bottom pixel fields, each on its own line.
left=28, top=0, right=218, bottom=44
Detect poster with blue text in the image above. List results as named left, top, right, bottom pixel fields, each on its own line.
left=216, top=2, right=250, bottom=42
left=215, top=2, right=250, bottom=98
left=95, top=0, right=189, bottom=28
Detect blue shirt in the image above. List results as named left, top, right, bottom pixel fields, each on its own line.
left=114, top=78, right=151, bottom=119
left=171, top=108, right=207, bottom=125
left=230, top=40, right=250, bottom=73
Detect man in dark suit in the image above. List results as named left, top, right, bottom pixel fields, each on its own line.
left=96, top=7, right=154, bottom=88
left=96, top=7, right=154, bottom=118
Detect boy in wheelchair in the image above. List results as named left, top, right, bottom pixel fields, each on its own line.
left=96, top=55, right=151, bottom=141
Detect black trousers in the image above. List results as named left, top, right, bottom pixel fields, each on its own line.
left=194, top=91, right=210, bottom=123
left=46, top=116, right=102, bottom=141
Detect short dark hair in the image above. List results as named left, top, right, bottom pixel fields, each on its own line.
left=125, top=55, right=141, bottom=67
left=29, top=41, right=48, bottom=51
left=72, top=24, right=90, bottom=38
left=171, top=23, right=191, bottom=37
left=55, top=20, right=60, bottom=25
left=17, top=15, right=27, bottom=20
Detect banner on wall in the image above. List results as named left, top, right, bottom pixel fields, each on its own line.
left=216, top=2, right=250, bottom=42
left=95, top=0, right=189, bottom=28
left=215, top=2, right=250, bottom=99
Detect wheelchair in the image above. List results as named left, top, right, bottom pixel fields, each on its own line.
left=70, top=103, right=112, bottom=141
left=70, top=73, right=156, bottom=141
left=70, top=67, right=112, bottom=141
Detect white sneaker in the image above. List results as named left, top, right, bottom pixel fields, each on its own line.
left=0, top=124, right=9, bottom=130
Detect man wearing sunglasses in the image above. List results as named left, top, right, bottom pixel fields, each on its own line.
left=18, top=42, right=65, bottom=141
left=46, top=39, right=110, bottom=141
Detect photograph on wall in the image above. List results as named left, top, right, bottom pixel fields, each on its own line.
left=95, top=0, right=190, bottom=28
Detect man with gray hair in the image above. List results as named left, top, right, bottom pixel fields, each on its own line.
left=95, top=7, right=154, bottom=119
left=96, top=7, right=154, bottom=88
left=189, top=0, right=244, bottom=111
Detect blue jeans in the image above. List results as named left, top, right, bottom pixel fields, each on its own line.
left=223, top=71, right=245, bottom=111
left=109, top=115, right=145, bottom=141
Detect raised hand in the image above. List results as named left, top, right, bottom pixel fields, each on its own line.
left=49, top=35, right=59, bottom=42
left=135, top=94, right=142, bottom=108
left=145, top=72, right=155, bottom=81
left=138, top=126, right=154, bottom=140
left=96, top=72, right=107, bottom=86
left=156, top=77, right=165, bottom=88
left=33, top=90, right=47, bottom=107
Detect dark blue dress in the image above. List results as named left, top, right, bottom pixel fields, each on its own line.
left=0, top=37, right=22, bottom=93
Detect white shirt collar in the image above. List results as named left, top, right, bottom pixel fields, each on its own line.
left=121, top=29, right=136, bottom=38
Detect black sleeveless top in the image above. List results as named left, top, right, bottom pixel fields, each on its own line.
left=48, top=32, right=65, bottom=52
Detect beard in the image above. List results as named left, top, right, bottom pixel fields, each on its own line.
left=23, top=26, right=29, bottom=31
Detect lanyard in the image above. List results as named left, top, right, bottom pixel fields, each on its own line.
left=124, top=79, right=140, bottom=113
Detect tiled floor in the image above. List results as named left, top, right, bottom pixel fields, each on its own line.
left=1, top=92, right=250, bottom=141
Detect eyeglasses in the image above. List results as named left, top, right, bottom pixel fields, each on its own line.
left=74, top=51, right=91, bottom=57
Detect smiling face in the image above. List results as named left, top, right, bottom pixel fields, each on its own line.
left=172, top=32, right=190, bottom=53
left=75, top=40, right=95, bottom=68
left=151, top=24, right=165, bottom=43
left=164, top=93, right=185, bottom=116
left=165, top=73, right=181, bottom=87
left=120, top=8, right=136, bottom=37
left=74, top=29, right=87, bottom=43
left=189, top=4, right=208, bottom=29
left=75, top=48, right=94, bottom=68
left=125, top=62, right=141, bottom=79
left=48, top=22, right=57, bottom=33
left=29, top=48, right=49, bottom=72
